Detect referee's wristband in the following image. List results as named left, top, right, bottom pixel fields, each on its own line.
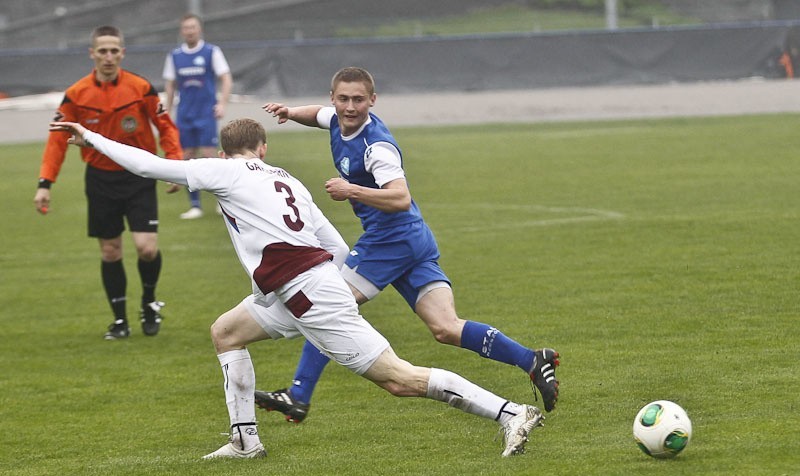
left=38, top=178, right=52, bottom=189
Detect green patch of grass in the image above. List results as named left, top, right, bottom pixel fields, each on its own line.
left=1, top=113, right=798, bottom=474
left=336, top=3, right=699, bottom=38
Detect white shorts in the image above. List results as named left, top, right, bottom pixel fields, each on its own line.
left=244, top=261, right=390, bottom=375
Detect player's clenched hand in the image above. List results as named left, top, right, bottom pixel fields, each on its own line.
left=49, top=122, right=90, bottom=147
left=325, top=177, right=351, bottom=201
left=262, top=102, right=290, bottom=124
left=34, top=188, right=51, bottom=215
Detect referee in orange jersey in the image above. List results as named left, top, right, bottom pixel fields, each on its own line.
left=34, top=26, right=183, bottom=340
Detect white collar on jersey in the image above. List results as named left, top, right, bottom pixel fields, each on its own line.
left=181, top=39, right=206, bottom=54
left=340, top=115, right=373, bottom=141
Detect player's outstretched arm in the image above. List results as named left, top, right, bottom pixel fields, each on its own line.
left=48, top=121, right=90, bottom=146
left=262, top=103, right=323, bottom=127
left=49, top=122, right=189, bottom=186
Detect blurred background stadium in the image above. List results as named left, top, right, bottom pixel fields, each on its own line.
left=2, top=0, right=800, bottom=98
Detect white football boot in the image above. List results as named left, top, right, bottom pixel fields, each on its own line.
left=501, top=404, right=545, bottom=457
left=180, top=207, right=204, bottom=219
left=203, top=441, right=266, bottom=459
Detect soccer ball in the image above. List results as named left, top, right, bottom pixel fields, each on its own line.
left=633, top=400, right=692, bottom=458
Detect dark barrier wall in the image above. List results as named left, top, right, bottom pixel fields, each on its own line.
left=1, top=22, right=798, bottom=98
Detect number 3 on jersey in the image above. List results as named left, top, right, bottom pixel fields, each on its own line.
left=274, top=181, right=304, bottom=231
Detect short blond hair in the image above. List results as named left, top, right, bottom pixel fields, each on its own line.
left=331, top=67, right=375, bottom=96
left=220, top=119, right=267, bottom=155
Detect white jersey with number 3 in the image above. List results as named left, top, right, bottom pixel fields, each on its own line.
left=184, top=158, right=336, bottom=298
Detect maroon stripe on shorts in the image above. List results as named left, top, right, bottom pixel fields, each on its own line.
left=285, top=291, right=313, bottom=318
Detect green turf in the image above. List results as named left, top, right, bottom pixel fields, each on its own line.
left=336, top=3, right=698, bottom=38
left=1, top=114, right=798, bottom=475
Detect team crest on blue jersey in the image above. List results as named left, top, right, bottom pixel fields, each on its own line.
left=340, top=156, right=350, bottom=176
left=193, top=56, right=206, bottom=66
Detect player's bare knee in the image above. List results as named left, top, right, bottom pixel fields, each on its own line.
left=429, top=324, right=460, bottom=346
left=99, top=241, right=122, bottom=261
left=208, top=320, right=223, bottom=347
left=209, top=319, right=234, bottom=352
left=137, top=246, right=159, bottom=261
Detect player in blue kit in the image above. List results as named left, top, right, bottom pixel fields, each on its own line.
left=163, top=13, right=232, bottom=219
left=258, top=67, right=560, bottom=422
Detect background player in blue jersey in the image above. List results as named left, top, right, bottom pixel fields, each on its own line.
left=258, top=67, right=561, bottom=422
left=163, top=13, right=232, bottom=219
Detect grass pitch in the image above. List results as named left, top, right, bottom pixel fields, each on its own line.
left=1, top=114, right=798, bottom=475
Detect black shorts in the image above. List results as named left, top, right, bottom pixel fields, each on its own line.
left=85, top=166, right=159, bottom=239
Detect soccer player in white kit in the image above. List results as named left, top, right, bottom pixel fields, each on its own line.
left=49, top=118, right=544, bottom=459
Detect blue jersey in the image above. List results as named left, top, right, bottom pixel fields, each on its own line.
left=328, top=112, right=423, bottom=231
left=170, top=43, right=218, bottom=126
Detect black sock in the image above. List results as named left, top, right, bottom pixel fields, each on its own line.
left=101, top=259, right=127, bottom=321
left=138, top=251, right=162, bottom=306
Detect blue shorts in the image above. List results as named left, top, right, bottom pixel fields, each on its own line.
left=344, top=220, right=450, bottom=309
left=178, top=117, right=218, bottom=149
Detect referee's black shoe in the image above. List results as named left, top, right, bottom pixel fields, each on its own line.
left=140, top=301, right=165, bottom=336
left=104, top=319, right=130, bottom=340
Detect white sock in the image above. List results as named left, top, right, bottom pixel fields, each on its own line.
left=426, top=368, right=523, bottom=424
left=217, top=348, right=260, bottom=450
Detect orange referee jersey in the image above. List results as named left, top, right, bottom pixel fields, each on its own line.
left=39, top=69, right=183, bottom=183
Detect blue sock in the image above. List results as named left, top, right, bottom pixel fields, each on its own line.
left=288, top=340, right=331, bottom=404
left=188, top=189, right=201, bottom=209
left=460, top=321, right=536, bottom=373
